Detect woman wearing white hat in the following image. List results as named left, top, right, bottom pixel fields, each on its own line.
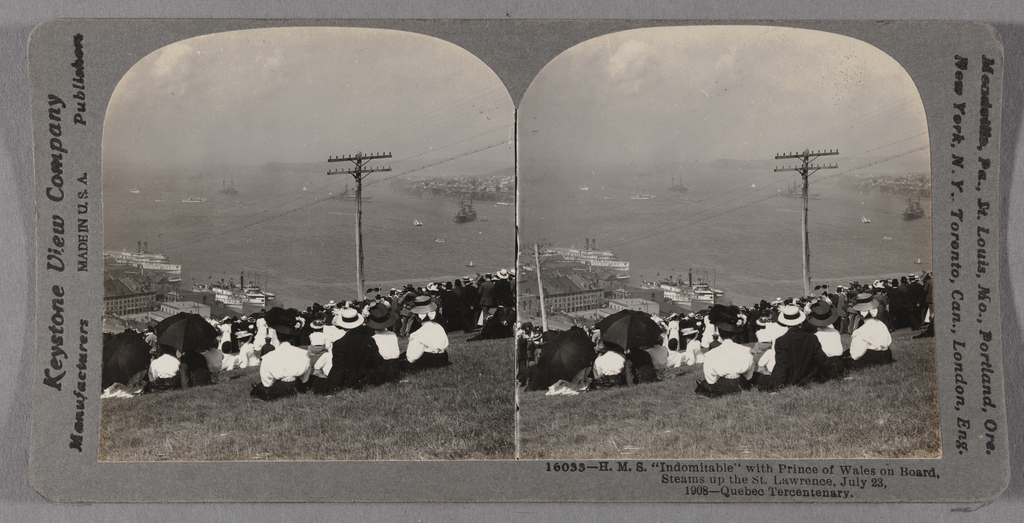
left=762, top=304, right=829, bottom=391
left=848, top=293, right=894, bottom=368
left=405, top=295, right=450, bottom=369
left=324, top=308, right=385, bottom=392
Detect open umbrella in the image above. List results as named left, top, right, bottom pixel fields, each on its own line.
left=595, top=309, right=662, bottom=351
left=102, top=330, right=151, bottom=389
left=527, top=327, right=595, bottom=391
left=154, top=312, right=220, bottom=353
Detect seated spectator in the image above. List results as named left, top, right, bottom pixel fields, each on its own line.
left=848, top=293, right=895, bottom=368
left=147, top=344, right=182, bottom=392
left=180, top=350, right=213, bottom=388
left=761, top=304, right=829, bottom=391
left=365, top=302, right=402, bottom=384
left=591, top=342, right=627, bottom=389
left=251, top=307, right=312, bottom=401
left=695, top=309, right=754, bottom=397
left=807, top=299, right=845, bottom=380
left=405, top=296, right=451, bottom=370
left=325, top=307, right=386, bottom=391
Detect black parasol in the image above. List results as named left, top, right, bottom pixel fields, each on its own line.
left=102, top=330, right=152, bottom=389
left=154, top=312, right=220, bottom=353
left=595, top=309, right=662, bottom=351
left=526, top=327, right=596, bottom=391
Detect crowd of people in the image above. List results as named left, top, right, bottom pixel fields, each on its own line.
left=108, top=270, right=517, bottom=401
left=518, top=272, right=934, bottom=398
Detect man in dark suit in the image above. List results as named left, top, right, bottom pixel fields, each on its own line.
left=905, top=275, right=925, bottom=330
left=764, top=305, right=828, bottom=391
left=476, top=274, right=496, bottom=326
left=460, top=277, right=480, bottom=333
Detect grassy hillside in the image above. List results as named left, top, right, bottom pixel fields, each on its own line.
left=99, top=333, right=514, bottom=461
left=518, top=330, right=939, bottom=460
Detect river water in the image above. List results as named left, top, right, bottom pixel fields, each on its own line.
left=519, top=167, right=933, bottom=306
left=104, top=168, right=516, bottom=308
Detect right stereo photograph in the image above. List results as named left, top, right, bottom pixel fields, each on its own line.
left=515, top=25, right=938, bottom=461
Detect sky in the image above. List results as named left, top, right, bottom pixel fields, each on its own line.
left=102, top=27, right=515, bottom=178
left=518, top=25, right=930, bottom=182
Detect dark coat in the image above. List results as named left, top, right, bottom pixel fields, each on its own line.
left=768, top=326, right=828, bottom=390
left=478, top=280, right=496, bottom=307
left=179, top=351, right=212, bottom=387
left=440, top=289, right=465, bottom=332
left=492, top=279, right=513, bottom=307
left=327, top=325, right=384, bottom=391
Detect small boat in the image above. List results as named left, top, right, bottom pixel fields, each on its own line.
left=129, top=188, right=140, bottom=194
left=579, top=186, right=589, bottom=191
left=467, top=261, right=474, bottom=267
left=435, top=238, right=445, bottom=243
left=751, top=183, right=756, bottom=188
left=154, top=198, right=167, bottom=202
left=915, top=258, right=922, bottom=264
left=413, top=219, right=423, bottom=226
left=882, top=235, right=893, bottom=240
left=861, top=216, right=871, bottom=224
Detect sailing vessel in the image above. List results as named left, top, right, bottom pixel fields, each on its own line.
left=669, top=177, right=688, bottom=192
left=861, top=216, right=871, bottom=224
left=413, top=219, right=423, bottom=226
left=467, top=261, right=474, bottom=267
left=454, top=200, right=477, bottom=223
left=129, top=188, right=140, bottom=194
left=630, top=190, right=656, bottom=200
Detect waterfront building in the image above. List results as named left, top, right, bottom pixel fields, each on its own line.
left=103, top=275, right=156, bottom=317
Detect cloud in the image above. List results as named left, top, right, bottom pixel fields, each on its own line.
left=148, top=41, right=196, bottom=78
left=605, top=39, right=652, bottom=92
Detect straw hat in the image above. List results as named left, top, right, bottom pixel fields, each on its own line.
left=777, top=305, right=807, bottom=327
left=310, top=319, right=325, bottom=330
left=849, top=293, right=880, bottom=312
left=496, top=269, right=509, bottom=280
left=334, top=308, right=364, bottom=329
left=409, top=295, right=437, bottom=314
left=679, top=327, right=699, bottom=337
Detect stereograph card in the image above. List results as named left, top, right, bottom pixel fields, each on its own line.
left=28, top=19, right=1008, bottom=502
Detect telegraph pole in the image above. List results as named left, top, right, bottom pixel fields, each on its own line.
left=774, top=149, right=838, bottom=297
left=534, top=244, right=548, bottom=331
left=328, top=152, right=392, bottom=300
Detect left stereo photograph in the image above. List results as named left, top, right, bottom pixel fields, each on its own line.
left=95, top=26, right=517, bottom=461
